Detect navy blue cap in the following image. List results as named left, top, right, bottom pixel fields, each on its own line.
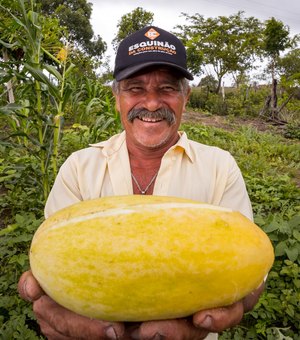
left=113, top=26, right=193, bottom=81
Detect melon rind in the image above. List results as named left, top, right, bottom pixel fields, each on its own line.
left=30, top=195, right=274, bottom=321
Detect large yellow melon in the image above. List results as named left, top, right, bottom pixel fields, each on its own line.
left=30, top=195, right=274, bottom=321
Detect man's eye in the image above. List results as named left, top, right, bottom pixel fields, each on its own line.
left=127, top=87, right=144, bottom=93
left=161, top=86, right=178, bottom=92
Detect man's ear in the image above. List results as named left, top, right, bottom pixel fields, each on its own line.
left=183, top=87, right=191, bottom=110
left=114, top=93, right=121, bottom=112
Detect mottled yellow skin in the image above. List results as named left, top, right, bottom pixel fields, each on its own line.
left=30, top=195, right=274, bottom=321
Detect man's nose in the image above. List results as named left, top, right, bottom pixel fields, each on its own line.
left=141, top=89, right=163, bottom=112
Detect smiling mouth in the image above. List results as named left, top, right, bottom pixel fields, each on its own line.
left=137, top=116, right=164, bottom=123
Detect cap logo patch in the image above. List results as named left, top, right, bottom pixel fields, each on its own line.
left=144, top=28, right=160, bottom=40
left=128, top=27, right=176, bottom=57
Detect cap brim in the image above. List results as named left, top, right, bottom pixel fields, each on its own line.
left=115, top=61, right=194, bottom=81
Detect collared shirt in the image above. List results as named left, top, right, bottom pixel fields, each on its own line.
left=45, top=131, right=253, bottom=221
left=44, top=131, right=253, bottom=340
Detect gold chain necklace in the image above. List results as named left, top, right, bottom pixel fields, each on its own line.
left=131, top=172, right=158, bottom=195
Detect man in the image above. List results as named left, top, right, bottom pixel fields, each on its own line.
left=18, top=26, right=264, bottom=339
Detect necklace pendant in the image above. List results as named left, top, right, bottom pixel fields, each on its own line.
left=131, top=171, right=158, bottom=196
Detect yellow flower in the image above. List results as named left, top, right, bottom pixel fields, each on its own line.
left=57, top=47, right=68, bottom=61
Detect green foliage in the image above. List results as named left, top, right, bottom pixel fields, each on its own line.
left=0, top=0, right=76, bottom=199
left=0, top=146, right=45, bottom=224
left=278, top=48, right=300, bottom=86
left=0, top=0, right=120, bottom=202
left=177, top=11, right=263, bottom=93
left=284, top=123, right=300, bottom=140
left=112, top=7, right=154, bottom=51
left=188, top=86, right=271, bottom=117
left=39, top=0, right=106, bottom=59
left=263, top=18, right=293, bottom=58
left=197, top=75, right=218, bottom=92
left=261, top=17, right=299, bottom=120
left=188, top=85, right=300, bottom=121
left=0, top=212, right=43, bottom=339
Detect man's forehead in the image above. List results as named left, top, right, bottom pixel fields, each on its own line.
left=122, top=67, right=183, bottom=83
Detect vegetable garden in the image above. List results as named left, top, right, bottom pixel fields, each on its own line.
left=1, top=1, right=299, bottom=339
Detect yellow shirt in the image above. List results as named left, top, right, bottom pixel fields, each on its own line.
left=45, top=131, right=253, bottom=340
left=45, top=131, right=252, bottom=221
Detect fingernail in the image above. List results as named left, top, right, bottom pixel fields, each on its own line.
left=200, top=315, right=212, bottom=328
left=106, top=326, right=118, bottom=340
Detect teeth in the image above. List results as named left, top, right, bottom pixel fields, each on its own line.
left=140, top=117, right=162, bottom=122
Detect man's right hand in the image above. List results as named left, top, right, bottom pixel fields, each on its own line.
left=18, top=271, right=127, bottom=340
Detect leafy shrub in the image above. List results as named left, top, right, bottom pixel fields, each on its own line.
left=0, top=213, right=43, bottom=339
left=188, top=85, right=300, bottom=119
left=284, top=123, right=300, bottom=140
left=188, top=89, right=228, bottom=115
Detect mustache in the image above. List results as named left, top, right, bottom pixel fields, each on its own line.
left=127, top=108, right=176, bottom=125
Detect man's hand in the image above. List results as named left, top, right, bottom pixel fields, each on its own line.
left=18, top=271, right=126, bottom=340
left=129, top=303, right=242, bottom=340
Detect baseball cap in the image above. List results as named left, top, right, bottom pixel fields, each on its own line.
left=113, top=26, right=194, bottom=81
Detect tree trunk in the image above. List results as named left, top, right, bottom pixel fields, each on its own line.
left=259, top=95, right=271, bottom=116
left=215, top=77, right=222, bottom=94
left=269, top=58, right=280, bottom=120
left=271, top=78, right=278, bottom=119
left=221, top=81, right=225, bottom=101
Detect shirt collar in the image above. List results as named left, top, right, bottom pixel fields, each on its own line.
left=171, top=131, right=195, bottom=163
left=89, top=131, right=126, bottom=157
left=90, top=130, right=194, bottom=162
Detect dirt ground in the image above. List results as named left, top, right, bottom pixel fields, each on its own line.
left=182, top=110, right=284, bottom=133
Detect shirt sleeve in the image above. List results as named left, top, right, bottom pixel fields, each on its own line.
left=219, top=154, right=253, bottom=221
left=44, top=154, right=83, bottom=219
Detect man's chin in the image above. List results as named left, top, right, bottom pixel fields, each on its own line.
left=133, top=132, right=172, bottom=149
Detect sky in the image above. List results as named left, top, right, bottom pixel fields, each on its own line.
left=89, top=0, right=300, bottom=84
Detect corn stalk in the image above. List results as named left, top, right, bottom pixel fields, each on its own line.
left=0, top=0, right=75, bottom=201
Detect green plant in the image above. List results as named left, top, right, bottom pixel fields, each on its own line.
left=0, top=0, right=77, bottom=200
left=0, top=213, right=43, bottom=339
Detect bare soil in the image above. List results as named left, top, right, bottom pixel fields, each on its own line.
left=182, top=110, right=284, bottom=133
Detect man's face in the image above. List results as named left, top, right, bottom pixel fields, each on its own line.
left=114, top=68, right=190, bottom=151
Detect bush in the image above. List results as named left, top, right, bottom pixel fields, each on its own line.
left=188, top=85, right=300, bottom=119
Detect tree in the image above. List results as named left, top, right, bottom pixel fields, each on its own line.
left=112, top=7, right=154, bottom=51
left=39, top=0, right=107, bottom=60
left=276, top=48, right=300, bottom=110
left=176, top=12, right=263, bottom=94
left=198, top=74, right=218, bottom=92
left=278, top=48, right=300, bottom=85
left=260, top=17, right=298, bottom=120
